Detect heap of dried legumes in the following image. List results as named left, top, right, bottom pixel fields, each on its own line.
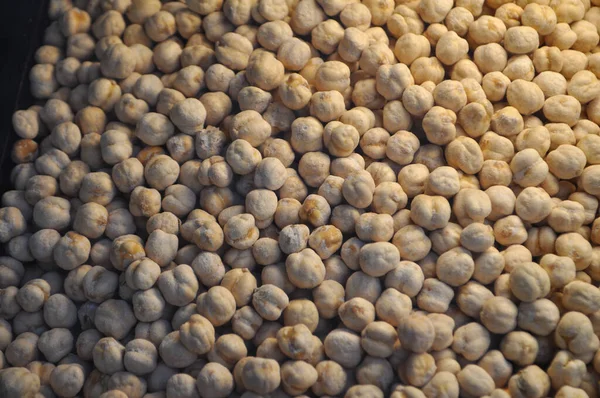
left=3, top=0, right=600, bottom=396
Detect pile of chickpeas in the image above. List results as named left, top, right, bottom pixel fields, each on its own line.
left=4, top=0, right=600, bottom=397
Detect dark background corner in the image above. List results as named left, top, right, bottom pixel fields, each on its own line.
left=0, top=0, right=49, bottom=191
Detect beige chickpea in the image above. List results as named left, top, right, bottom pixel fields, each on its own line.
left=531, top=72, right=567, bottom=100
left=531, top=46, right=563, bottom=74
left=514, top=187, right=552, bottom=224
left=543, top=22, right=576, bottom=49
left=322, top=328, right=363, bottom=368
left=492, top=215, right=528, bottom=246
left=479, top=159, right=512, bottom=188
left=543, top=95, right=581, bottom=126
left=277, top=75, right=311, bottom=111
left=338, top=28, right=369, bottom=65
left=547, top=200, right=585, bottom=233
left=515, top=126, right=550, bottom=158
left=579, top=165, right=600, bottom=196
left=429, top=223, right=462, bottom=257
left=274, top=37, right=311, bottom=72
left=352, top=78, right=386, bottom=109
left=193, top=362, right=233, bottom=398
left=456, top=364, right=494, bottom=397
left=396, top=166, right=428, bottom=203
left=435, top=80, right=468, bottom=113
left=231, top=110, right=272, bottom=148
left=500, top=331, right=539, bottom=367
left=436, top=31, right=468, bottom=66
left=417, top=0, right=453, bottom=23
left=490, top=106, right=523, bottom=139
left=385, top=131, right=419, bottom=167
left=519, top=3, right=556, bottom=35
left=445, top=136, right=484, bottom=174
left=305, top=225, right=342, bottom=260
left=452, top=322, right=491, bottom=361
left=358, top=322, right=396, bottom=360
left=507, top=364, right=551, bottom=398
left=337, top=297, right=374, bottom=333
left=504, top=26, right=540, bottom=55
left=502, top=54, right=535, bottom=82
left=422, top=106, right=457, bottom=146
left=509, top=262, right=551, bottom=303
left=283, top=247, right=325, bottom=289
left=370, top=182, right=407, bottom=216
left=545, top=145, right=586, bottom=181
left=509, top=148, right=548, bottom=187
left=307, top=90, right=345, bottom=123
left=561, top=280, right=600, bottom=315
left=315, top=175, right=343, bottom=207
left=143, top=154, right=180, bottom=191
left=402, top=84, right=434, bottom=117
left=393, top=33, right=430, bottom=67
left=391, top=226, right=429, bottom=263
left=336, top=170, right=374, bottom=209
left=460, top=222, right=494, bottom=252
left=555, top=232, right=593, bottom=271
left=245, top=50, right=285, bottom=91
left=445, top=6, right=474, bottom=36
left=506, top=79, right=545, bottom=116
left=252, top=284, right=290, bottom=322
left=565, top=70, right=600, bottom=105
left=382, top=100, right=412, bottom=133
left=397, top=312, right=435, bottom=354
left=480, top=296, right=518, bottom=335
left=409, top=194, right=450, bottom=231
left=195, top=286, right=236, bottom=328
left=424, top=167, right=460, bottom=199
left=435, top=246, right=474, bottom=287
left=30, top=63, right=59, bottom=99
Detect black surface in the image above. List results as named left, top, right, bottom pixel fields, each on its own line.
left=0, top=0, right=49, bottom=191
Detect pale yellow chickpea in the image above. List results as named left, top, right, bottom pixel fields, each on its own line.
left=532, top=71, right=567, bottom=99
left=410, top=57, right=446, bottom=85
left=479, top=132, right=514, bottom=163
left=493, top=215, right=528, bottom=246
left=514, top=186, right=553, bottom=224
left=545, top=22, right=577, bottom=50
left=423, top=22, right=448, bottom=46
left=445, top=136, right=484, bottom=175
left=445, top=6, right=474, bottom=36
left=398, top=164, right=429, bottom=198
left=436, top=31, right=468, bottom=66
left=422, top=106, right=457, bottom=146
left=571, top=20, right=599, bottom=53
left=375, top=63, right=414, bottom=102
left=468, top=15, right=506, bottom=45
left=515, top=126, right=551, bottom=157
left=310, top=90, right=346, bottom=122
left=410, top=194, right=451, bottom=231
left=504, top=26, right=540, bottom=54
left=393, top=33, right=430, bottom=67
left=510, top=148, right=549, bottom=188
left=567, top=70, right=600, bottom=104
left=546, top=145, right=587, bottom=181
left=503, top=55, right=535, bottom=82
left=543, top=95, right=581, bottom=126
left=323, top=121, right=359, bottom=157
left=506, top=79, right=545, bottom=115
left=386, top=130, right=420, bottom=165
